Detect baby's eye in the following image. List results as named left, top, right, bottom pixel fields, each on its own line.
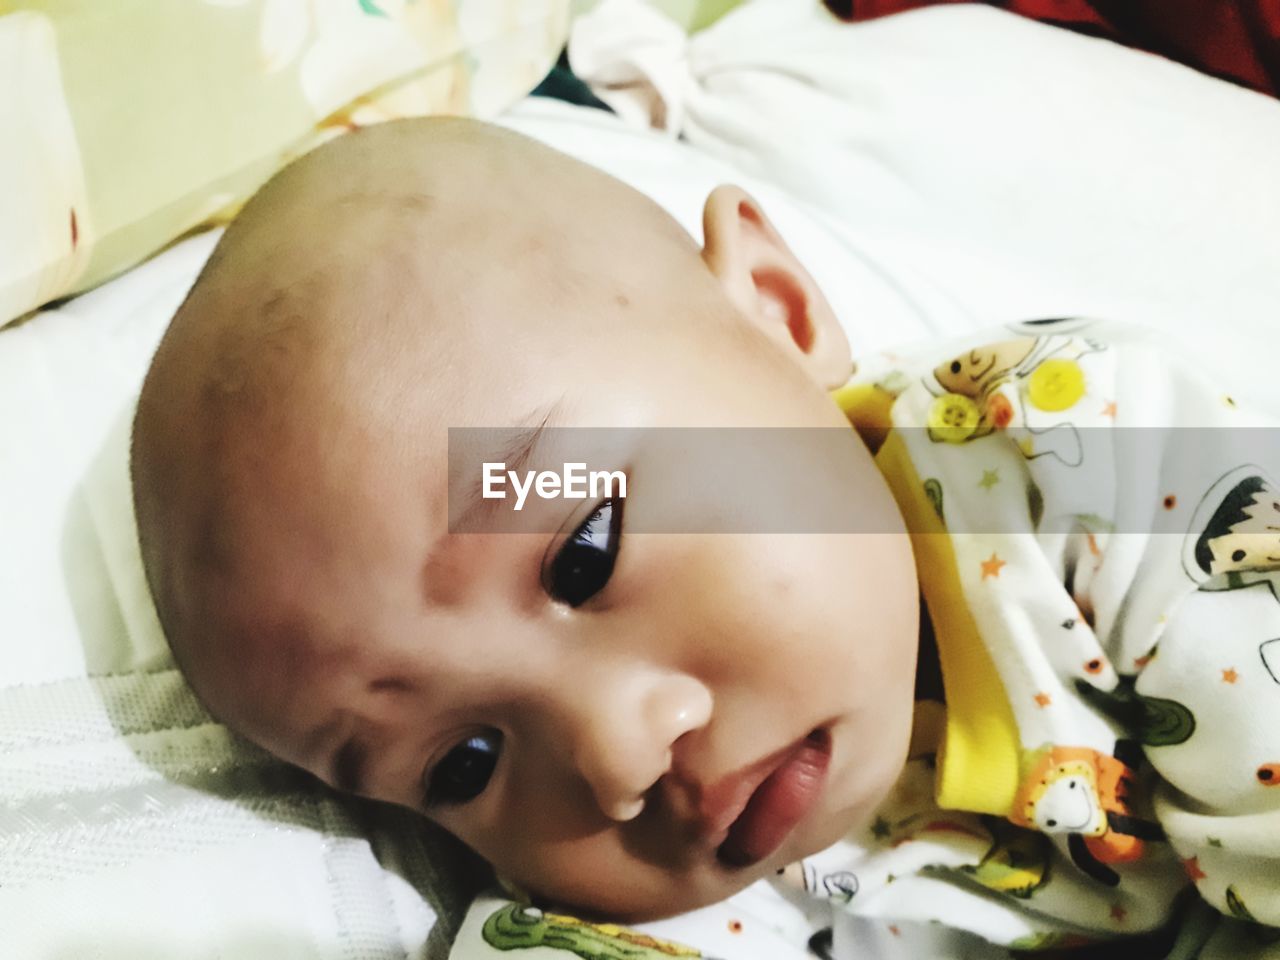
left=547, top=499, right=622, bottom=607
left=425, top=730, right=502, bottom=807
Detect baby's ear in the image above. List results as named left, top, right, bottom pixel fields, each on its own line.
left=700, top=185, right=852, bottom=389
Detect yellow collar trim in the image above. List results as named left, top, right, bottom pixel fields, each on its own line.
left=836, top=384, right=1021, bottom=816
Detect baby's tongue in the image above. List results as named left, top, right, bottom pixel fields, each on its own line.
left=718, top=730, right=831, bottom=868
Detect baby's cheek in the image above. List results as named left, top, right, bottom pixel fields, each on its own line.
left=498, top=840, right=612, bottom=908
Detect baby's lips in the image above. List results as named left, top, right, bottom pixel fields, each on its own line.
left=695, top=777, right=761, bottom=845
left=717, top=729, right=832, bottom=869
left=683, top=741, right=806, bottom=846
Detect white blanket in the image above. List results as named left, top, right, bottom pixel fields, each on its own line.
left=572, top=0, right=1280, bottom=414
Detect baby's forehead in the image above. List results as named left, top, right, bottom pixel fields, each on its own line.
left=137, top=117, right=733, bottom=742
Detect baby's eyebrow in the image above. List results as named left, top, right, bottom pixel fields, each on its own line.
left=449, top=401, right=563, bottom=532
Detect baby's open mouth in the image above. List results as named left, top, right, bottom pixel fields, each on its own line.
left=715, top=728, right=832, bottom=869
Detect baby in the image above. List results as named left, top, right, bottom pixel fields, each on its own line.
left=131, top=118, right=1280, bottom=957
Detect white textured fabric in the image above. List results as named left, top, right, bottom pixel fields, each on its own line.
left=571, top=0, right=1280, bottom=415
left=0, top=228, right=465, bottom=960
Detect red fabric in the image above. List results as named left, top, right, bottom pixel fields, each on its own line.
left=823, top=0, right=1280, bottom=99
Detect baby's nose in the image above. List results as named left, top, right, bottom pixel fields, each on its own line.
left=571, top=670, right=712, bottom=822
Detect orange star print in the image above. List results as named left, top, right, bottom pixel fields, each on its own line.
left=981, top=553, right=1006, bottom=579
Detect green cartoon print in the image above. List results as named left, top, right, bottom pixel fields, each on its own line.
left=1073, top=678, right=1196, bottom=747
left=926, top=816, right=1054, bottom=900
left=1008, top=930, right=1097, bottom=952
left=482, top=903, right=709, bottom=960
left=923, top=478, right=945, bottom=522
left=1226, top=886, right=1280, bottom=944
left=1227, top=885, right=1259, bottom=924
left=963, top=818, right=1054, bottom=900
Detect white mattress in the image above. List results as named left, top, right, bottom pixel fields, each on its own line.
left=4, top=6, right=1280, bottom=956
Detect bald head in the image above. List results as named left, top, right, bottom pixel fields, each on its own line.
left=125, top=118, right=903, bottom=923
left=130, top=113, right=855, bottom=764
left=130, top=117, right=726, bottom=715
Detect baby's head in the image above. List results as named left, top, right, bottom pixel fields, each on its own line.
left=130, top=118, right=919, bottom=919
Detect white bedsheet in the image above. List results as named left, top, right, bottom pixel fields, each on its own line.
left=5, top=6, right=1280, bottom=955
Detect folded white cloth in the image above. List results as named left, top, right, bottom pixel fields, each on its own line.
left=571, top=0, right=1280, bottom=415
